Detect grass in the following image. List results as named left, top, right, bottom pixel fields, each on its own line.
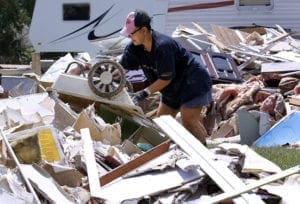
left=253, top=147, right=300, bottom=170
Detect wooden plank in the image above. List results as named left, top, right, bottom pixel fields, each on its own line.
left=81, top=128, right=102, bottom=196
left=99, top=140, right=171, bottom=186
left=265, top=32, right=289, bottom=45
left=154, top=115, right=264, bottom=204
left=211, top=24, right=249, bottom=48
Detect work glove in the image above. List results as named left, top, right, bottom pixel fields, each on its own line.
left=130, top=88, right=151, bottom=105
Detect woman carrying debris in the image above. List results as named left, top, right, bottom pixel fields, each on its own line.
left=119, top=9, right=212, bottom=145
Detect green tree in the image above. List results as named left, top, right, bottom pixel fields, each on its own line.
left=0, top=0, right=35, bottom=64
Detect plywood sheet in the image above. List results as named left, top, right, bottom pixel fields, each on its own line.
left=211, top=24, right=249, bottom=48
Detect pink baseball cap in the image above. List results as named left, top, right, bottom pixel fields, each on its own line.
left=120, top=12, right=136, bottom=37
left=120, top=10, right=152, bottom=37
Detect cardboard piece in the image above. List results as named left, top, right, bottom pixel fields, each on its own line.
left=73, top=108, right=121, bottom=145
left=43, top=163, right=84, bottom=187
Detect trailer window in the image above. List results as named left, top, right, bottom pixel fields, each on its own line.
left=235, top=0, right=274, bottom=11
left=63, top=3, right=90, bottom=21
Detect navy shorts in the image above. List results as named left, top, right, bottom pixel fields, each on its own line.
left=162, top=89, right=213, bottom=110
left=160, top=61, right=212, bottom=110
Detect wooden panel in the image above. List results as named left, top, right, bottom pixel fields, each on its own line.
left=99, top=140, right=171, bottom=186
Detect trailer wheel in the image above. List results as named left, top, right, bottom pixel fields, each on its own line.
left=88, top=60, right=126, bottom=98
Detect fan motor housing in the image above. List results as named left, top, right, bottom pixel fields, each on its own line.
left=88, top=59, right=126, bottom=98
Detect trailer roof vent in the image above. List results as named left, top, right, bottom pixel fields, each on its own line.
left=235, top=0, right=274, bottom=11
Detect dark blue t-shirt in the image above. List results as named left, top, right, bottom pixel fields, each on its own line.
left=120, top=30, right=212, bottom=102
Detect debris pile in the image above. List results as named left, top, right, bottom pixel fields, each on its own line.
left=173, top=23, right=300, bottom=147
left=0, top=22, right=300, bottom=203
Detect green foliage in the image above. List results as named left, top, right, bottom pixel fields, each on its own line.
left=20, top=0, right=36, bottom=20
left=0, top=0, right=35, bottom=64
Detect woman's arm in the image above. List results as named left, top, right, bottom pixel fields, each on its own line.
left=147, top=79, right=171, bottom=94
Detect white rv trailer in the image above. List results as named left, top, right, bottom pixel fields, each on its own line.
left=29, top=0, right=300, bottom=57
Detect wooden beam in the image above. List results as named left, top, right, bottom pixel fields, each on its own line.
left=31, top=52, right=41, bottom=75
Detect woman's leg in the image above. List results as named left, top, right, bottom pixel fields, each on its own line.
left=180, top=106, right=207, bottom=145
left=156, top=102, right=178, bottom=118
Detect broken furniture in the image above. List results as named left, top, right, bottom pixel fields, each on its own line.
left=173, top=24, right=243, bottom=84
left=199, top=51, right=243, bottom=83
